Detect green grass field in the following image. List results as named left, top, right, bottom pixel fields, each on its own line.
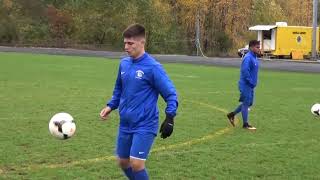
left=1, top=52, right=320, bottom=179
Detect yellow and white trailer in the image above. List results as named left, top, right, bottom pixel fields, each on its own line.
left=249, top=22, right=319, bottom=59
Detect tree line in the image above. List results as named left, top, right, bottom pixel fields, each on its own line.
left=0, top=0, right=316, bottom=56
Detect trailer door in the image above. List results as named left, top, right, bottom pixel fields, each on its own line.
left=271, top=29, right=276, bottom=50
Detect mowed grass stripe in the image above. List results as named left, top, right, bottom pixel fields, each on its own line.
left=1, top=52, right=320, bottom=179
left=0, top=100, right=236, bottom=174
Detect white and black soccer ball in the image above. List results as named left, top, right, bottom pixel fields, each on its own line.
left=49, top=112, right=76, bottom=139
left=311, top=103, right=320, bottom=117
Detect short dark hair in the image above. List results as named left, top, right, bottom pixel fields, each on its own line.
left=249, top=40, right=260, bottom=47
left=123, top=23, right=145, bottom=39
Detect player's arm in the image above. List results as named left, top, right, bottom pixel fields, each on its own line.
left=100, top=64, right=122, bottom=120
left=152, top=64, right=178, bottom=139
left=241, top=57, right=255, bottom=88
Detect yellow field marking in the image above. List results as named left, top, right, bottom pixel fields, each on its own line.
left=0, top=100, right=238, bottom=174
left=152, top=126, right=233, bottom=153
left=185, top=100, right=230, bottom=113
left=152, top=100, right=239, bottom=152
left=17, top=156, right=117, bottom=172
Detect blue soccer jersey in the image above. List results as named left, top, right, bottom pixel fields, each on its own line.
left=239, top=51, right=259, bottom=89
left=107, top=53, right=178, bottom=134
left=238, top=51, right=259, bottom=106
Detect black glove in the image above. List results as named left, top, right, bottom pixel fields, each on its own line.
left=160, top=115, right=174, bottom=139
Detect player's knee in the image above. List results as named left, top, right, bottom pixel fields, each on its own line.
left=130, top=158, right=145, bottom=172
left=117, top=158, right=130, bottom=169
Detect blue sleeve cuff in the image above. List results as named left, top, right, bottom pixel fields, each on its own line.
left=166, top=113, right=175, bottom=119
left=106, top=103, right=117, bottom=110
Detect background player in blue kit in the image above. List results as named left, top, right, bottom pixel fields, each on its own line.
left=227, top=40, right=260, bottom=130
left=100, top=24, right=178, bottom=180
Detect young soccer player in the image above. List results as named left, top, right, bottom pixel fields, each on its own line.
left=227, top=40, right=260, bottom=130
left=100, top=23, right=178, bottom=180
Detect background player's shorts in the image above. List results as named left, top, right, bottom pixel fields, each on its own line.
left=239, top=86, right=254, bottom=106
left=116, top=131, right=156, bottom=160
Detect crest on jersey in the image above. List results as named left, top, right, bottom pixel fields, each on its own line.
left=135, top=70, right=144, bottom=79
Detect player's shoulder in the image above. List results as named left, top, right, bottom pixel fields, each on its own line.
left=144, top=53, right=160, bottom=64
left=119, top=56, right=132, bottom=67
left=138, top=53, right=161, bottom=70
left=244, top=52, right=255, bottom=61
left=242, top=54, right=250, bottom=61
left=120, top=56, right=131, bottom=63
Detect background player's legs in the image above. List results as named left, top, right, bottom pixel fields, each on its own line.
left=234, top=104, right=242, bottom=115
left=241, top=103, right=249, bottom=126
left=227, top=104, right=242, bottom=126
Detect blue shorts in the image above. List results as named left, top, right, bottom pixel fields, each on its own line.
left=239, top=87, right=254, bottom=106
left=116, top=131, right=156, bottom=160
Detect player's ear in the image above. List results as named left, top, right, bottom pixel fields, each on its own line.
left=140, top=38, right=146, bottom=45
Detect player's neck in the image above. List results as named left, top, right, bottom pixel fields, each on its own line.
left=133, top=50, right=145, bottom=60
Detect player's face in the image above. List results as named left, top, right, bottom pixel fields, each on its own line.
left=251, top=44, right=261, bottom=55
left=124, top=37, right=145, bottom=59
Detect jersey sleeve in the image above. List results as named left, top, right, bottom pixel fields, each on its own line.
left=152, top=64, right=178, bottom=118
left=106, top=63, right=122, bottom=110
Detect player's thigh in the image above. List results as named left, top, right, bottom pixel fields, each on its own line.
left=116, top=131, right=133, bottom=159
left=130, top=132, right=156, bottom=161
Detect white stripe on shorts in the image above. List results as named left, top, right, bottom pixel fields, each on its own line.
left=130, top=156, right=146, bottom=161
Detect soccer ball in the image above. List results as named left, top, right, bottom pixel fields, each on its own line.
left=311, top=103, right=320, bottom=116
left=49, top=112, right=76, bottom=139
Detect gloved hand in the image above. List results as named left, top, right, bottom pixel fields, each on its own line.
left=159, top=115, right=174, bottom=139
